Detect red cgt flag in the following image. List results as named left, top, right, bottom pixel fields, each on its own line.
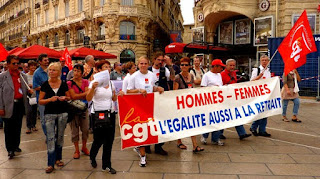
left=60, top=47, right=73, bottom=70
left=278, top=10, right=317, bottom=76
left=0, top=43, right=8, bottom=62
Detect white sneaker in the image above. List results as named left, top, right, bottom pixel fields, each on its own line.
left=139, top=155, right=146, bottom=167
left=212, top=140, right=224, bottom=146
left=200, top=136, right=207, bottom=145
left=133, top=147, right=141, bottom=157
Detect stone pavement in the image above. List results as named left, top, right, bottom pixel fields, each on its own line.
left=0, top=98, right=320, bottom=179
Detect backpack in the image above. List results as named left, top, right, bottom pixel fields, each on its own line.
left=190, top=68, right=205, bottom=77
left=148, top=66, right=169, bottom=91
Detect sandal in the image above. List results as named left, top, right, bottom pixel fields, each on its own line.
left=45, top=166, right=54, bottom=173
left=81, top=148, right=90, bottom=156
left=193, top=146, right=204, bottom=153
left=282, top=116, right=290, bottom=122
left=177, top=143, right=187, bottom=150
left=26, top=129, right=32, bottom=134
left=55, top=160, right=64, bottom=167
left=73, top=151, right=80, bottom=159
left=292, top=118, right=302, bottom=123
left=32, top=127, right=38, bottom=131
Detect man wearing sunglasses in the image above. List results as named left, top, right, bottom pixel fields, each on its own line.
left=0, top=55, right=33, bottom=159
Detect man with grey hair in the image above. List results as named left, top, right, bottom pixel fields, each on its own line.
left=249, top=55, right=272, bottom=137
left=83, top=55, right=95, bottom=81
left=220, top=59, right=252, bottom=140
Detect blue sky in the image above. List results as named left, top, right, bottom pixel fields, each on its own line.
left=180, top=0, right=194, bottom=25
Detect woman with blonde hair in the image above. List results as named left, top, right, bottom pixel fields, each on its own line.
left=127, top=56, right=164, bottom=167
left=39, top=62, right=70, bottom=173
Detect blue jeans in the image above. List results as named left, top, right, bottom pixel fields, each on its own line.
left=251, top=118, right=267, bottom=133
left=45, top=113, right=68, bottom=167
left=220, top=125, right=247, bottom=137
left=38, top=104, right=46, bottom=135
left=282, top=98, right=300, bottom=116
left=202, top=130, right=221, bottom=142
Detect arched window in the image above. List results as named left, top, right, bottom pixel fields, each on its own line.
left=37, top=38, right=41, bottom=45
left=120, top=49, right=135, bottom=63
left=76, top=28, right=84, bottom=44
left=97, top=23, right=105, bottom=40
left=45, top=35, right=49, bottom=47
left=54, top=33, right=59, bottom=47
left=65, top=30, right=70, bottom=45
left=119, top=21, right=135, bottom=40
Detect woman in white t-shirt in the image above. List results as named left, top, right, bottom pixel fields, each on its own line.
left=127, top=56, right=164, bottom=167
left=121, top=61, right=137, bottom=94
left=86, top=60, right=117, bottom=174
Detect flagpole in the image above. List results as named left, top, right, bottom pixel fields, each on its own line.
left=260, top=49, right=279, bottom=74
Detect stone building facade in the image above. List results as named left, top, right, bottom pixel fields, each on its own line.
left=0, top=0, right=31, bottom=48
left=190, top=0, right=319, bottom=71
left=25, top=0, right=183, bottom=63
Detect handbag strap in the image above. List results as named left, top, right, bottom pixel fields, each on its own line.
left=71, top=80, right=84, bottom=93
left=178, top=73, right=188, bottom=89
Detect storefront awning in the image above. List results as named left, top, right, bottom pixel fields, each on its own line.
left=165, top=42, right=228, bottom=54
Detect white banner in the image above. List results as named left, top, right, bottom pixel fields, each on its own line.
left=118, top=77, right=282, bottom=149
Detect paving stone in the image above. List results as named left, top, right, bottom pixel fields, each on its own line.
left=289, top=154, right=320, bottom=163
left=164, top=174, right=238, bottom=179
left=12, top=169, right=91, bottom=179
left=200, top=162, right=272, bottom=175
left=88, top=172, right=163, bottom=179
left=63, top=159, right=132, bottom=172
left=130, top=161, right=199, bottom=173
left=267, top=164, right=320, bottom=176
left=251, top=146, right=314, bottom=154
left=229, top=153, right=296, bottom=163
left=239, top=175, right=314, bottom=179
left=0, top=169, right=24, bottom=179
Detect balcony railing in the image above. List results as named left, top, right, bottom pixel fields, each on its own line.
left=96, top=35, right=105, bottom=41
left=9, top=32, right=23, bottom=40
left=43, top=0, right=48, bottom=5
left=64, top=41, right=70, bottom=45
left=74, top=39, right=84, bottom=44
left=53, top=42, right=59, bottom=47
left=119, top=34, right=136, bottom=40
left=0, top=21, right=5, bottom=27
left=17, top=9, right=25, bottom=17
left=0, top=0, right=14, bottom=11
left=9, top=15, right=14, bottom=21
left=35, top=2, right=40, bottom=8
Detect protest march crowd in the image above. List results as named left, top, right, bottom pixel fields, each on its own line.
left=0, top=51, right=302, bottom=174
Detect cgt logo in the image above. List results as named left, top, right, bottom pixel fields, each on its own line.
left=289, top=25, right=313, bottom=63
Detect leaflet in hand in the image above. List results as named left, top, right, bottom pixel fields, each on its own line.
left=92, top=70, right=110, bottom=87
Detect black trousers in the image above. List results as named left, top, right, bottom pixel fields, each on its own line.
left=26, top=104, right=37, bottom=129
left=3, top=100, right=24, bottom=152
left=90, top=113, right=115, bottom=168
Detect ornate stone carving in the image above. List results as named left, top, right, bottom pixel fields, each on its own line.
left=105, top=14, right=117, bottom=39
left=137, top=17, right=150, bottom=41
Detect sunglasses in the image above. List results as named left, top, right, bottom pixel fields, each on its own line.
left=180, top=64, right=189, bottom=66
left=11, top=62, right=20, bottom=65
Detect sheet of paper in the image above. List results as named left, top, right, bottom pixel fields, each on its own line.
left=92, top=70, right=110, bottom=87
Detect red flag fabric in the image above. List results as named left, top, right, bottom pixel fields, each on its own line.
left=61, top=48, right=73, bottom=70
left=0, top=43, right=8, bottom=62
left=278, top=10, right=317, bottom=76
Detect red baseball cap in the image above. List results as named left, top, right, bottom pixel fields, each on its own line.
left=211, top=59, right=226, bottom=67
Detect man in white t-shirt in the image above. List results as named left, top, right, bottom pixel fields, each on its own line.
left=148, top=51, right=170, bottom=91
left=200, top=59, right=225, bottom=146
left=249, top=55, right=272, bottom=137
left=190, top=56, right=206, bottom=88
